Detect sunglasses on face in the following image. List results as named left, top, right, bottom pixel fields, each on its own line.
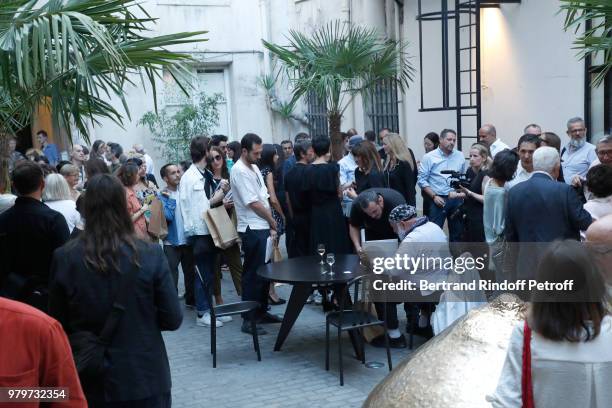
left=212, top=155, right=223, bottom=162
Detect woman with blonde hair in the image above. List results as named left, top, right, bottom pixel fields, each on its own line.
left=351, top=140, right=384, bottom=194
left=43, top=174, right=81, bottom=233
left=382, top=133, right=418, bottom=205
left=456, top=144, right=491, bottom=272
left=60, top=164, right=81, bottom=201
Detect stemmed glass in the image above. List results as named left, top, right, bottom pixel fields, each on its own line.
left=326, top=253, right=336, bottom=275
left=317, top=244, right=325, bottom=265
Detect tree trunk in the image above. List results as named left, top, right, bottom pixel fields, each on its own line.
left=328, top=112, right=343, bottom=161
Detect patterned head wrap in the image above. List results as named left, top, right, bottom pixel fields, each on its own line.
left=388, top=204, right=417, bottom=223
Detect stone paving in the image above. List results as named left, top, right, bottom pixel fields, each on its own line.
left=164, top=272, right=427, bottom=408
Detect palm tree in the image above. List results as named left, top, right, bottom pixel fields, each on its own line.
left=0, top=0, right=207, bottom=188
left=263, top=20, right=414, bottom=160
left=561, top=0, right=611, bottom=87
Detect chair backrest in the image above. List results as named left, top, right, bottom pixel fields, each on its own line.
left=338, top=274, right=384, bottom=326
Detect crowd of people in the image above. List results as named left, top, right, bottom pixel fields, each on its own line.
left=0, top=117, right=610, bottom=406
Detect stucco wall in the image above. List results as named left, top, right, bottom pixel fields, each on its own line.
left=85, top=0, right=587, bottom=173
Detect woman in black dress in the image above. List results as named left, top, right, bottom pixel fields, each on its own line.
left=306, top=136, right=350, bottom=255
left=381, top=133, right=418, bottom=206
left=259, top=144, right=287, bottom=304
left=351, top=141, right=385, bottom=194
left=457, top=143, right=491, bottom=242
left=456, top=143, right=492, bottom=278
left=421, top=132, right=439, bottom=216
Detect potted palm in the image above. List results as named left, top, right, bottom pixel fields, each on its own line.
left=263, top=20, right=414, bottom=160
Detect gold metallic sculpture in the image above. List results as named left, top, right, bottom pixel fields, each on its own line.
left=364, top=294, right=526, bottom=408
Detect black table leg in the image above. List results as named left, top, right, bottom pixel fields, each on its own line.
left=274, top=283, right=312, bottom=351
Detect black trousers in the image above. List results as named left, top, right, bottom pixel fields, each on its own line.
left=163, top=244, right=195, bottom=306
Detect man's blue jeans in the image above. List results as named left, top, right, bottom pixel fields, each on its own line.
left=191, top=235, right=218, bottom=314
left=428, top=196, right=464, bottom=242
left=239, top=227, right=270, bottom=321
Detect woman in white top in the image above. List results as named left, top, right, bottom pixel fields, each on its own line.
left=489, top=240, right=611, bottom=408
left=584, top=164, right=612, bottom=221
left=43, top=174, right=81, bottom=233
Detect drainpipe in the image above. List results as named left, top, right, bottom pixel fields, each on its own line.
left=259, top=0, right=277, bottom=141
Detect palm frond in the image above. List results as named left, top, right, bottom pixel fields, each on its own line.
left=560, top=0, right=612, bottom=87
left=0, top=0, right=208, bottom=142
left=263, top=20, right=414, bottom=116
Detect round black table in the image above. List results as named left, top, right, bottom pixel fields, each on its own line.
left=258, top=255, right=366, bottom=354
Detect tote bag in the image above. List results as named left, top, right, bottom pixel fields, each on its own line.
left=204, top=205, right=240, bottom=249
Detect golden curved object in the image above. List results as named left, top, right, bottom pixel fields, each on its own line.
left=364, top=294, right=527, bottom=408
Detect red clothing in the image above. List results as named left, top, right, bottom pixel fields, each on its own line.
left=126, top=187, right=147, bottom=240
left=0, top=297, right=86, bottom=407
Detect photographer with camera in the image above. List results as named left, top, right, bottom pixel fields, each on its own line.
left=458, top=143, right=491, bottom=243
left=417, top=129, right=467, bottom=242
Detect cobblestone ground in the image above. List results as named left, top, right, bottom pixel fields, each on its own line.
left=164, top=271, right=427, bottom=408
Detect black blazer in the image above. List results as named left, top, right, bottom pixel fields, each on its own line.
left=48, top=239, right=182, bottom=403
left=505, top=172, right=592, bottom=278
left=0, top=197, right=69, bottom=308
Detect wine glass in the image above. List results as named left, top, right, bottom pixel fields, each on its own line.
left=317, top=244, right=325, bottom=265
left=326, top=253, right=336, bottom=275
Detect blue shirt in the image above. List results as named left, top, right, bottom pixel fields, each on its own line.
left=417, top=147, right=467, bottom=196
left=338, top=153, right=358, bottom=216
left=282, top=155, right=297, bottom=179
left=561, top=142, right=597, bottom=184
left=43, top=144, right=60, bottom=166
left=160, top=189, right=187, bottom=246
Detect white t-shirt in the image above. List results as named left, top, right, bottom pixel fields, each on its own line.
left=45, top=199, right=81, bottom=233
left=230, top=159, right=270, bottom=232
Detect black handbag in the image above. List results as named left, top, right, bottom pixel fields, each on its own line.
left=69, top=263, right=139, bottom=379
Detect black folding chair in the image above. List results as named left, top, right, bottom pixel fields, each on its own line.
left=195, top=266, right=261, bottom=368
left=325, top=275, right=392, bottom=386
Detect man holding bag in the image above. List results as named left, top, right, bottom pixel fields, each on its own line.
left=159, top=163, right=196, bottom=308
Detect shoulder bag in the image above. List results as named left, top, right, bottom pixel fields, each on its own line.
left=68, top=263, right=139, bottom=379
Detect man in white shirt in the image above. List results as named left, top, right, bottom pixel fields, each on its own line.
left=371, top=204, right=450, bottom=346
left=338, top=135, right=362, bottom=216
left=231, top=133, right=280, bottom=335
left=561, top=117, right=597, bottom=184
left=478, top=124, right=509, bottom=158
left=506, top=134, right=541, bottom=189
left=180, top=136, right=230, bottom=328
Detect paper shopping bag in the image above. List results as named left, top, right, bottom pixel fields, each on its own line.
left=204, top=205, right=240, bottom=249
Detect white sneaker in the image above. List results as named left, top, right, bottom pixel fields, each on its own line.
left=217, top=315, right=233, bottom=323
left=306, top=294, right=314, bottom=304
left=314, top=293, right=323, bottom=305
left=196, top=312, right=223, bottom=327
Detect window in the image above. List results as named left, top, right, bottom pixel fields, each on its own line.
left=306, top=91, right=328, bottom=138
left=367, top=78, right=400, bottom=135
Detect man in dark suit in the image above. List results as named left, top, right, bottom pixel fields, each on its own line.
left=0, top=161, right=69, bottom=311
left=505, top=146, right=592, bottom=280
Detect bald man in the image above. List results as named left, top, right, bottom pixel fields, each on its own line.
left=586, top=214, right=612, bottom=288
left=478, top=124, right=508, bottom=157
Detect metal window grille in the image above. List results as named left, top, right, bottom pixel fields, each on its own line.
left=368, top=78, right=400, bottom=136
left=306, top=91, right=329, bottom=138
